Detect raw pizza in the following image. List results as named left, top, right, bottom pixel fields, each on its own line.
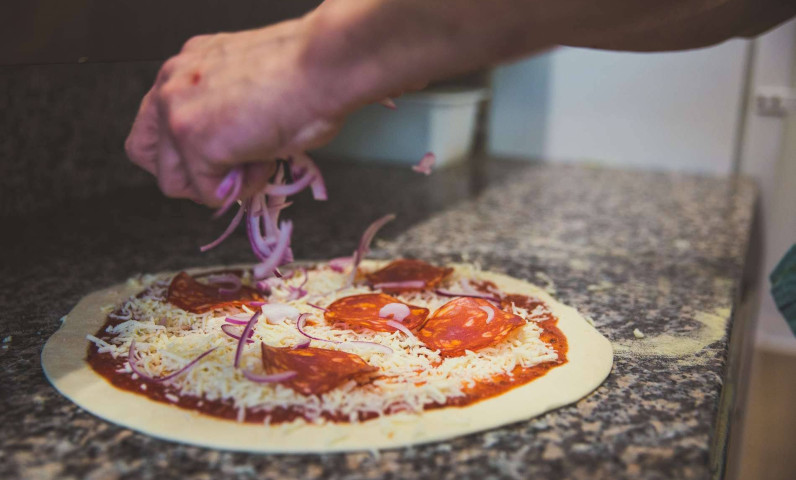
left=42, top=259, right=613, bottom=452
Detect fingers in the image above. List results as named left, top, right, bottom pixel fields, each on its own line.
left=155, top=132, right=199, bottom=202
left=240, top=162, right=279, bottom=199
left=125, top=90, right=160, bottom=175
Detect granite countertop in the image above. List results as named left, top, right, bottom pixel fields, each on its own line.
left=0, top=158, right=757, bottom=480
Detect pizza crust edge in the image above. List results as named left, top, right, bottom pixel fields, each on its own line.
left=41, top=261, right=613, bottom=453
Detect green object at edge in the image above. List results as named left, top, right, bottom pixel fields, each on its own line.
left=770, top=244, right=796, bottom=336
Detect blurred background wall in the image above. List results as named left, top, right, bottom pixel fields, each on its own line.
left=487, top=20, right=796, bottom=480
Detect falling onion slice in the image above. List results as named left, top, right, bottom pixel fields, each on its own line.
left=128, top=340, right=217, bottom=383
left=411, top=152, right=436, bottom=175
left=349, top=214, right=396, bottom=285
left=252, top=221, right=293, bottom=279
left=200, top=204, right=244, bottom=253
left=212, top=167, right=243, bottom=219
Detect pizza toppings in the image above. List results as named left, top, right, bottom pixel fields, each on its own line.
left=242, top=369, right=298, bottom=384
left=366, top=259, right=453, bottom=293
left=324, top=293, right=429, bottom=332
left=234, top=311, right=261, bottom=368
left=128, top=340, right=217, bottom=383
left=166, top=272, right=263, bottom=313
left=260, top=344, right=378, bottom=396
left=480, top=305, right=495, bottom=323
left=260, top=303, right=300, bottom=324
left=349, top=214, right=396, bottom=284
left=378, top=302, right=410, bottom=321
left=295, top=313, right=395, bottom=354
left=86, top=262, right=567, bottom=426
left=418, top=297, right=525, bottom=357
left=500, top=293, right=545, bottom=311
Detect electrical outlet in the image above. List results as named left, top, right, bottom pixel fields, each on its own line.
left=755, top=87, right=796, bottom=117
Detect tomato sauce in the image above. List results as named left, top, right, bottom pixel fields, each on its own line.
left=87, top=287, right=567, bottom=424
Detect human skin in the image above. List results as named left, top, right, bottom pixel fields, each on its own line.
left=125, top=0, right=794, bottom=205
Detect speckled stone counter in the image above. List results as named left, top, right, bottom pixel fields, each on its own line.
left=0, top=159, right=757, bottom=480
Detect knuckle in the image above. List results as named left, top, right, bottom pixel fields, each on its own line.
left=157, top=55, right=183, bottom=84
left=182, top=34, right=211, bottom=52
left=166, top=107, right=195, bottom=140
left=158, top=79, right=182, bottom=102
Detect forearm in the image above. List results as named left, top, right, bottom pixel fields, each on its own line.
left=299, top=0, right=792, bottom=111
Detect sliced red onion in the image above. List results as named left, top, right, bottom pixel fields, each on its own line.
left=295, top=313, right=332, bottom=343
left=200, top=204, right=244, bottom=252
left=199, top=154, right=328, bottom=286
left=306, top=302, right=328, bottom=312
left=215, top=169, right=238, bottom=199
left=205, top=273, right=240, bottom=286
left=248, top=301, right=266, bottom=308
left=128, top=340, right=217, bottom=383
left=479, top=305, right=495, bottom=324
left=205, top=273, right=242, bottom=295
left=242, top=368, right=297, bottom=384
left=213, top=167, right=243, bottom=219
left=246, top=198, right=272, bottom=262
left=294, top=338, right=311, bottom=349
left=286, top=287, right=307, bottom=301
left=221, top=324, right=254, bottom=343
left=379, top=98, right=397, bottom=110
left=225, top=316, right=250, bottom=325
left=349, top=214, right=396, bottom=284
left=234, top=311, right=260, bottom=368
left=263, top=170, right=316, bottom=197
left=435, top=289, right=500, bottom=302
left=285, top=268, right=309, bottom=300
left=252, top=220, right=293, bottom=279
left=256, top=276, right=283, bottom=295
left=261, top=303, right=300, bottom=325
left=373, top=280, right=426, bottom=290
left=412, top=152, right=436, bottom=176
left=385, top=320, right=416, bottom=339
left=379, top=302, right=410, bottom=321
left=291, top=153, right=327, bottom=201
left=296, top=314, right=392, bottom=354
left=328, top=256, right=352, bottom=273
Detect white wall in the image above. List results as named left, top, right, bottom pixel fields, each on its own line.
left=489, top=41, right=749, bottom=174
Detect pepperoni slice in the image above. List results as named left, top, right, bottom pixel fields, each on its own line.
left=324, top=293, right=429, bottom=332
left=166, top=272, right=262, bottom=314
left=418, top=297, right=525, bottom=357
left=261, top=344, right=378, bottom=396
left=365, top=259, right=453, bottom=293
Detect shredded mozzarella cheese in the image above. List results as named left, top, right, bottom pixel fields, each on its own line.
left=99, top=265, right=558, bottom=424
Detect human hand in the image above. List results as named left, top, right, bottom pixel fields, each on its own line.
left=125, top=19, right=349, bottom=206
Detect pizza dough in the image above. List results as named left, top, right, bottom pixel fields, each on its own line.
left=42, top=261, right=613, bottom=453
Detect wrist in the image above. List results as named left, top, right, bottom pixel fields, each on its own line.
left=297, top=0, right=400, bottom=115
